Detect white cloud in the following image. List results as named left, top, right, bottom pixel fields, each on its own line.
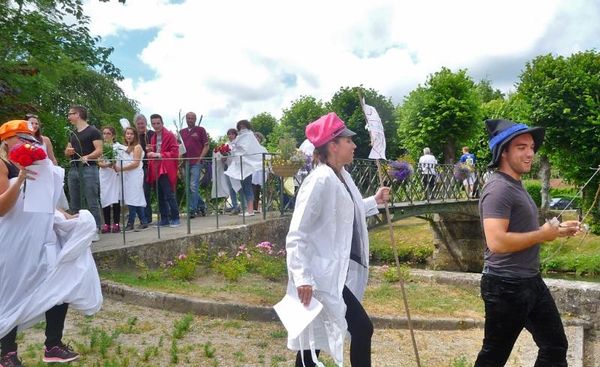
left=85, top=0, right=596, bottom=137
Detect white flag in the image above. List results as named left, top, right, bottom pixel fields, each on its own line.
left=362, top=101, right=386, bottom=160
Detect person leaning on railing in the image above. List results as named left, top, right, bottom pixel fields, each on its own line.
left=146, top=114, right=181, bottom=227
left=115, top=127, right=149, bottom=231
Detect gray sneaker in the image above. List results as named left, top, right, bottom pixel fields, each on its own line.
left=135, top=223, right=149, bottom=231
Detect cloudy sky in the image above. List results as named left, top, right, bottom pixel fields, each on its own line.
left=84, top=0, right=599, bottom=138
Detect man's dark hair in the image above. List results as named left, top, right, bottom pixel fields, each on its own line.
left=70, top=105, right=88, bottom=120
left=236, top=119, right=252, bottom=131
left=150, top=114, right=163, bottom=123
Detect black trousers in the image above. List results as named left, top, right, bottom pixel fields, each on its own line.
left=102, top=203, right=121, bottom=226
left=295, top=286, right=373, bottom=367
left=475, top=274, right=568, bottom=367
left=143, top=167, right=153, bottom=223
left=0, top=303, right=69, bottom=356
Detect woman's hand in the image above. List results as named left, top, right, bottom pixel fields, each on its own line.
left=60, top=209, right=79, bottom=220
left=17, top=166, right=36, bottom=184
left=374, top=187, right=390, bottom=205
left=297, top=285, right=313, bottom=307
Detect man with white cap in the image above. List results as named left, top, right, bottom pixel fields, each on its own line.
left=474, top=119, right=580, bottom=366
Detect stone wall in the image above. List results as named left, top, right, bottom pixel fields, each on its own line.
left=93, top=217, right=292, bottom=270
left=429, top=212, right=484, bottom=272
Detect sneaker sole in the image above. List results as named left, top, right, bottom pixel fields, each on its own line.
left=43, top=355, right=80, bottom=363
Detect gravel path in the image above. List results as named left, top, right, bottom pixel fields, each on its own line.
left=14, top=298, right=593, bottom=366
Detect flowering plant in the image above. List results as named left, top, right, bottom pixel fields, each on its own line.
left=271, top=136, right=306, bottom=177
left=9, top=143, right=47, bottom=166
left=387, top=159, right=414, bottom=183
left=213, top=143, right=231, bottom=156
left=453, top=163, right=471, bottom=181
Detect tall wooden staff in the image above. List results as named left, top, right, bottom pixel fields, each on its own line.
left=359, top=91, right=421, bottom=367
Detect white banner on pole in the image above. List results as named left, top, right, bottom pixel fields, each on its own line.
left=361, top=100, right=386, bottom=160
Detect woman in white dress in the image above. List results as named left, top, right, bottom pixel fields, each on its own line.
left=115, top=127, right=147, bottom=231
left=27, top=113, right=70, bottom=210
left=98, top=126, right=124, bottom=233
left=0, top=120, right=102, bottom=366
left=27, top=114, right=58, bottom=165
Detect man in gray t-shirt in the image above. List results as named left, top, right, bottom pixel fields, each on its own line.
left=474, top=119, right=581, bottom=367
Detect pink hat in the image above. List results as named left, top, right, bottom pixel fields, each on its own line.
left=305, top=112, right=356, bottom=148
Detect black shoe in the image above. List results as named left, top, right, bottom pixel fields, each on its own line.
left=199, top=208, right=207, bottom=217
left=124, top=223, right=135, bottom=231
left=0, top=352, right=23, bottom=367
left=189, top=211, right=196, bottom=219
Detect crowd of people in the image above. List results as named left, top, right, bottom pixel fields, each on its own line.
left=0, top=108, right=584, bottom=366
left=58, top=106, right=274, bottom=240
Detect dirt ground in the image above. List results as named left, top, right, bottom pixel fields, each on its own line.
left=14, top=298, right=597, bottom=367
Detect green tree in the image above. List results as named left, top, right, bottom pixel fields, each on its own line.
left=397, top=67, right=482, bottom=163
left=271, top=95, right=326, bottom=151
left=517, top=51, right=600, bottom=226
left=476, top=79, right=505, bottom=103
left=0, top=0, right=135, bottom=164
left=326, top=86, right=398, bottom=159
left=250, top=112, right=278, bottom=145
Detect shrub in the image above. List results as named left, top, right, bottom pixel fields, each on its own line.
left=370, top=243, right=433, bottom=265
left=167, top=249, right=201, bottom=281
left=212, top=255, right=248, bottom=281
left=212, top=242, right=287, bottom=282
left=524, top=180, right=542, bottom=207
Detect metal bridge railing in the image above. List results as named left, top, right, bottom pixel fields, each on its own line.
left=61, top=155, right=487, bottom=246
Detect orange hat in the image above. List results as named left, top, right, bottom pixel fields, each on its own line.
left=0, top=120, right=32, bottom=141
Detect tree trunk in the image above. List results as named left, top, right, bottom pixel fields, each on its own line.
left=539, top=154, right=551, bottom=211
left=443, top=140, right=456, bottom=164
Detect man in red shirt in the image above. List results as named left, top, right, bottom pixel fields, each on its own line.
left=179, top=111, right=209, bottom=217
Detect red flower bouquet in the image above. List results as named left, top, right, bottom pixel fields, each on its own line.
left=9, top=143, right=47, bottom=167
left=213, top=143, right=231, bottom=156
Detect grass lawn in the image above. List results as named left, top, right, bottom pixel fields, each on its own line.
left=101, top=264, right=484, bottom=320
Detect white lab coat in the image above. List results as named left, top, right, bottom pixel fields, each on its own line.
left=224, top=129, right=265, bottom=191
left=0, top=165, right=103, bottom=338
left=285, top=164, right=378, bottom=366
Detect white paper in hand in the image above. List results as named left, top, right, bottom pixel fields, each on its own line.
left=274, top=294, right=323, bottom=339
left=23, top=162, right=54, bottom=213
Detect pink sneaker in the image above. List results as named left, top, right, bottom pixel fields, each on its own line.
left=111, top=223, right=120, bottom=233
left=101, top=224, right=110, bottom=233
left=43, top=343, right=79, bottom=363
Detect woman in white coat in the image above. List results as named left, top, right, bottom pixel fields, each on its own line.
left=285, top=112, right=389, bottom=367
left=0, top=120, right=102, bottom=366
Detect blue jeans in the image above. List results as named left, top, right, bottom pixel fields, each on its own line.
left=238, top=175, right=254, bottom=211
left=127, top=205, right=147, bottom=225
left=67, top=165, right=102, bottom=228
left=157, top=174, right=179, bottom=223
left=475, top=274, right=568, bottom=366
left=189, top=163, right=206, bottom=213
left=225, top=174, right=238, bottom=209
